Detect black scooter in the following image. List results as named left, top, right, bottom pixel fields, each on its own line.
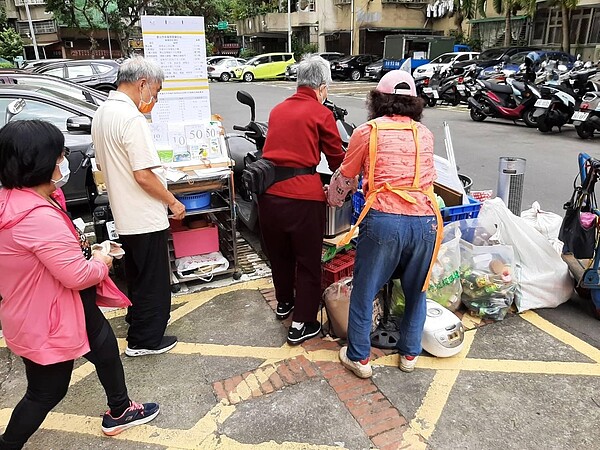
left=227, top=91, right=355, bottom=232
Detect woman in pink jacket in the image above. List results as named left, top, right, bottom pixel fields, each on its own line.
left=0, top=120, right=159, bottom=449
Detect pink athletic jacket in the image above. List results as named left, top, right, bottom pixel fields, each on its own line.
left=0, top=188, right=130, bottom=365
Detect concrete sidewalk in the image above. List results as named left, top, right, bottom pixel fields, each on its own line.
left=1, top=277, right=600, bottom=449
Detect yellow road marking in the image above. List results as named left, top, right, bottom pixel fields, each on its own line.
left=520, top=310, right=600, bottom=363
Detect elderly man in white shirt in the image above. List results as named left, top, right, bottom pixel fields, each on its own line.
left=92, top=56, right=185, bottom=357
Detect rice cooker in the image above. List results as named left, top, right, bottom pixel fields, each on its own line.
left=422, top=299, right=464, bottom=357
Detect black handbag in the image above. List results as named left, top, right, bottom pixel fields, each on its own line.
left=559, top=187, right=597, bottom=260
left=241, top=158, right=317, bottom=198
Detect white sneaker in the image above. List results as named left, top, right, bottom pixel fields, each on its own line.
left=399, top=355, right=418, bottom=373
left=125, top=336, right=177, bottom=357
left=339, top=346, right=372, bottom=379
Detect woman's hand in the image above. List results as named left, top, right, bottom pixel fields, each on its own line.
left=92, top=250, right=113, bottom=269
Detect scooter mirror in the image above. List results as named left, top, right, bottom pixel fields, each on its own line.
left=584, top=61, right=593, bottom=69
left=236, top=90, right=256, bottom=122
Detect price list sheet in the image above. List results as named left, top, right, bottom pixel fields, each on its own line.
left=141, top=15, right=211, bottom=125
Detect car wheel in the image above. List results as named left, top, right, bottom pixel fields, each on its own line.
left=522, top=108, right=538, bottom=128
left=350, top=70, right=361, bottom=81
left=220, top=72, right=231, bottom=82
left=576, top=124, right=595, bottom=139
left=243, top=72, right=254, bottom=82
left=96, top=84, right=116, bottom=93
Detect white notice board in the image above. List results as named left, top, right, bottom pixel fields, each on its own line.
left=141, top=15, right=211, bottom=124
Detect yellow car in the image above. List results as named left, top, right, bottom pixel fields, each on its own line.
left=233, top=53, right=296, bottom=82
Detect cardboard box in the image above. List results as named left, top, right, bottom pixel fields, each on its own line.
left=434, top=182, right=463, bottom=208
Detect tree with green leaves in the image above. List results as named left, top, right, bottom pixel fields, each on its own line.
left=453, top=0, right=486, bottom=37
left=0, top=27, right=23, bottom=63
left=489, top=0, right=537, bottom=47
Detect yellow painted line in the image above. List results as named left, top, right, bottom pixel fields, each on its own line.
left=142, top=31, right=205, bottom=35
left=70, top=362, right=96, bottom=386
left=162, top=86, right=209, bottom=92
left=520, top=310, right=600, bottom=363
left=461, top=358, right=600, bottom=376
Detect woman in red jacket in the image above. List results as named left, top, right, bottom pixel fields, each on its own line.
left=259, top=55, right=345, bottom=345
left=0, top=121, right=159, bottom=449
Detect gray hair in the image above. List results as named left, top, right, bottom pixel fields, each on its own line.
left=297, top=54, right=332, bottom=89
left=117, top=56, right=165, bottom=85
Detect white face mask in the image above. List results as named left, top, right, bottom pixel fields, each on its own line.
left=52, top=157, right=70, bottom=188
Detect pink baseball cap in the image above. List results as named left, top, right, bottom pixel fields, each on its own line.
left=376, top=70, right=417, bottom=97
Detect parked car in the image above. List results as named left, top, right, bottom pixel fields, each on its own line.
left=21, top=58, right=71, bottom=71
left=331, top=54, right=381, bottom=81
left=207, top=56, right=237, bottom=65
left=453, top=46, right=539, bottom=73
left=479, top=50, right=577, bottom=78
left=413, top=52, right=480, bottom=79
left=33, top=59, right=120, bottom=92
left=0, top=71, right=108, bottom=106
left=364, top=59, right=385, bottom=81
left=0, top=85, right=97, bottom=205
left=208, top=58, right=247, bottom=82
left=233, top=53, right=295, bottom=82
left=285, top=52, right=344, bottom=80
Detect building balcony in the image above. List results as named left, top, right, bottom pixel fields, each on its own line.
left=381, top=0, right=429, bottom=4
left=237, top=11, right=318, bottom=36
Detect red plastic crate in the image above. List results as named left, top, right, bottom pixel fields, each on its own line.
left=321, top=249, right=356, bottom=290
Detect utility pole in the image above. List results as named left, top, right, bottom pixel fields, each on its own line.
left=350, top=0, right=354, bottom=55
left=287, top=0, right=292, bottom=53
left=24, top=0, right=40, bottom=60
left=106, top=11, right=113, bottom=59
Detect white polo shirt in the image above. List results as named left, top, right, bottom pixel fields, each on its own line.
left=92, top=90, right=169, bottom=235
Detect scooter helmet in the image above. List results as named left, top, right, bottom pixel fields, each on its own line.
left=525, top=51, right=541, bottom=69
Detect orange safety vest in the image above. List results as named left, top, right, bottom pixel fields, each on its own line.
left=338, top=119, right=443, bottom=291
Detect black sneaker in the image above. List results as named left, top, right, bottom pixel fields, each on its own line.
left=125, top=335, right=178, bottom=357
left=276, top=302, right=294, bottom=320
left=101, top=400, right=160, bottom=436
left=287, top=321, right=321, bottom=345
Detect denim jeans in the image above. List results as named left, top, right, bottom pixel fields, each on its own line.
left=346, top=209, right=437, bottom=362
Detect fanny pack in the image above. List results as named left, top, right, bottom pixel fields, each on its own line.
left=242, top=158, right=317, bottom=198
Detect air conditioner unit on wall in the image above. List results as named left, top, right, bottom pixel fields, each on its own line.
left=64, top=41, right=74, bottom=48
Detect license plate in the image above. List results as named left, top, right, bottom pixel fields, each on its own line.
left=535, top=99, right=551, bottom=108
left=423, top=87, right=432, bottom=93
left=106, top=221, right=119, bottom=240
left=432, top=90, right=439, bottom=99
left=572, top=111, right=589, bottom=121
left=457, top=85, right=465, bottom=91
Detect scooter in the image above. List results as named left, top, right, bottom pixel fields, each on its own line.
left=423, top=67, right=463, bottom=106
left=467, top=67, right=542, bottom=127
left=415, top=75, right=436, bottom=107
left=573, top=91, right=600, bottom=139
left=227, top=90, right=356, bottom=232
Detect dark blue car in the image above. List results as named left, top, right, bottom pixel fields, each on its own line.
left=480, top=50, right=576, bottom=78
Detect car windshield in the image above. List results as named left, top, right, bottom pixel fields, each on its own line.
left=508, top=52, right=529, bottom=64
left=478, top=49, right=506, bottom=60
left=431, top=54, right=456, bottom=64
left=16, top=78, right=105, bottom=104
left=215, top=59, right=233, bottom=66
left=36, top=87, right=98, bottom=112
left=336, top=56, right=354, bottom=63
left=244, top=56, right=260, bottom=65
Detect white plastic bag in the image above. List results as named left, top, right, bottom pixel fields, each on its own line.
left=427, top=223, right=463, bottom=311
left=520, top=201, right=564, bottom=254
left=175, top=251, right=229, bottom=281
left=479, top=198, right=573, bottom=312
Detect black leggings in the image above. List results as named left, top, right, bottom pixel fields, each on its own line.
left=0, top=288, right=130, bottom=450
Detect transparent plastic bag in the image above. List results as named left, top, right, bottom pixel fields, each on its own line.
left=427, top=224, right=463, bottom=311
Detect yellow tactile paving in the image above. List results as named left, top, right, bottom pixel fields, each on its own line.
left=1, top=282, right=600, bottom=449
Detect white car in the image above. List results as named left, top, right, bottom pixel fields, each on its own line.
left=413, top=52, right=480, bottom=79
left=208, top=58, right=247, bottom=82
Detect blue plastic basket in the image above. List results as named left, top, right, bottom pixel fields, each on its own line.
left=351, top=191, right=365, bottom=224
left=175, top=192, right=211, bottom=211
left=441, top=197, right=481, bottom=223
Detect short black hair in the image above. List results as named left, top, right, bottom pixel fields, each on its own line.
left=367, top=90, right=425, bottom=121
left=0, top=120, right=64, bottom=189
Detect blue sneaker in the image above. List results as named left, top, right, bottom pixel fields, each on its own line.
left=101, top=401, right=160, bottom=436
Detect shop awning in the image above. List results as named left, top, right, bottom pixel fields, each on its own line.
left=469, top=15, right=528, bottom=24
left=23, top=41, right=60, bottom=47
left=364, top=27, right=440, bottom=35
left=320, top=30, right=350, bottom=36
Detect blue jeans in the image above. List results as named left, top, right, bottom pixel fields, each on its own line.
left=346, top=209, right=437, bottom=361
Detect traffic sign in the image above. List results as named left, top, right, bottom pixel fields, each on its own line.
left=217, top=21, right=228, bottom=30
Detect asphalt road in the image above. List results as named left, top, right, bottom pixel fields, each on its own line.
left=209, top=79, right=600, bottom=349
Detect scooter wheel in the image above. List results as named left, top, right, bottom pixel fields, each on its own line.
left=427, top=97, right=437, bottom=107
left=523, top=109, right=538, bottom=128
left=537, top=116, right=551, bottom=133
left=576, top=125, right=595, bottom=139
left=470, top=107, right=486, bottom=122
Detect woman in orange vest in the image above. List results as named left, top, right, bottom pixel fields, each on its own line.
left=327, top=70, right=442, bottom=378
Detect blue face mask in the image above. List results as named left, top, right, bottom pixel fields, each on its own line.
left=52, top=157, right=70, bottom=188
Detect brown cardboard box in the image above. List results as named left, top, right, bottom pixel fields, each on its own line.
left=434, top=182, right=463, bottom=208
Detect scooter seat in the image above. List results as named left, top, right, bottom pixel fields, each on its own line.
left=511, top=81, right=526, bottom=93
left=95, top=193, right=109, bottom=206
left=482, top=80, right=513, bottom=94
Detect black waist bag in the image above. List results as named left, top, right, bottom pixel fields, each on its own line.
left=242, top=158, right=317, bottom=198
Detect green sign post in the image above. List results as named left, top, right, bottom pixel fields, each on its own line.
left=217, top=21, right=228, bottom=31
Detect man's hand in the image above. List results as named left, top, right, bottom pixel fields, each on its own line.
left=169, top=198, right=186, bottom=220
